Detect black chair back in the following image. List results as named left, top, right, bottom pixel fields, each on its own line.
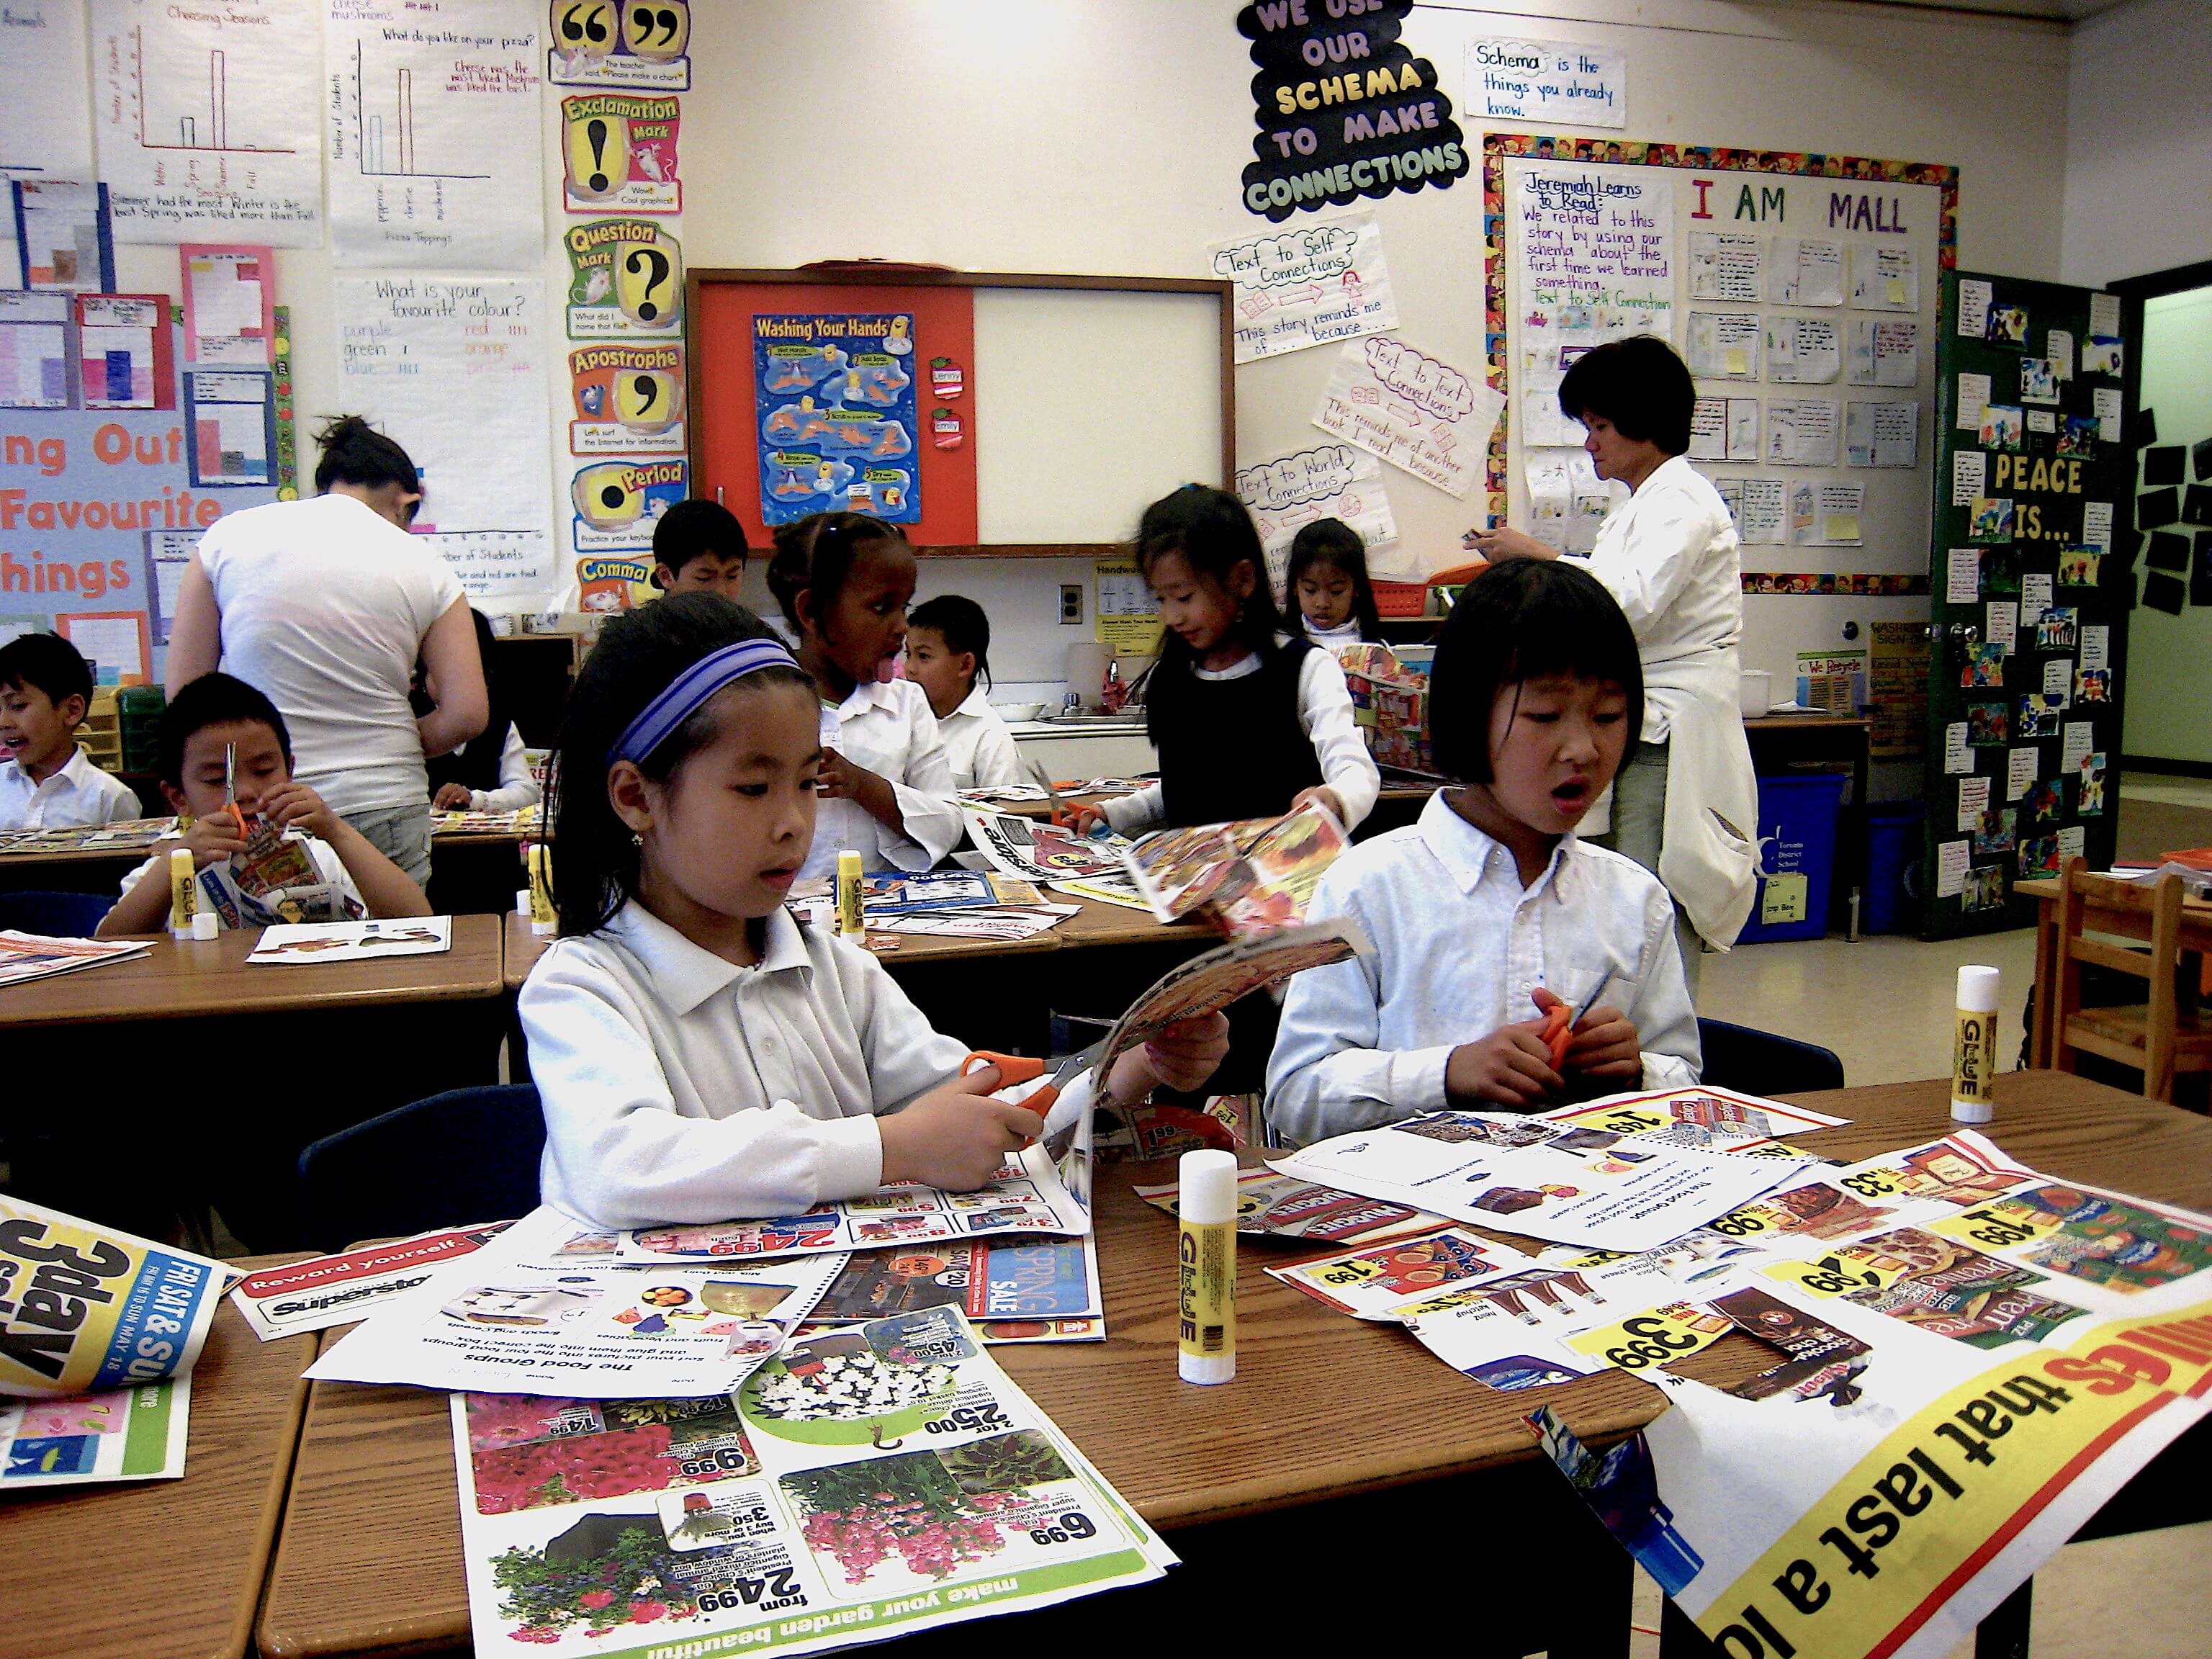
left=297, top=1084, right=544, bottom=1253
left=1696, top=1017, right=1845, bottom=1096
left=0, top=889, right=115, bottom=937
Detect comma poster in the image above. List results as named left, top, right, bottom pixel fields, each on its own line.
left=1238, top=0, right=1468, bottom=222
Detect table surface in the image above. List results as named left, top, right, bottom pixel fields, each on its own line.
left=0, top=913, right=505, bottom=1027
left=254, top=1070, right=2207, bottom=1659
left=2018, top=876, right=2212, bottom=916
left=9, top=1254, right=315, bottom=1659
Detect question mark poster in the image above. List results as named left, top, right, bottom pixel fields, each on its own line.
left=569, top=341, right=682, bottom=455
left=561, top=91, right=680, bottom=214
left=753, top=313, right=921, bottom=526
left=563, top=217, right=682, bottom=339
left=1208, top=209, right=1401, bottom=364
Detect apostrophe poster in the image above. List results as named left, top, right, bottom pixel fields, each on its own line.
left=1237, top=0, right=1468, bottom=222
left=753, top=314, right=920, bottom=526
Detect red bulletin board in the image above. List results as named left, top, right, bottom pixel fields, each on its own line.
left=689, top=278, right=979, bottom=549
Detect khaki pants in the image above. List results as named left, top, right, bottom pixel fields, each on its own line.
left=1596, top=742, right=1704, bottom=997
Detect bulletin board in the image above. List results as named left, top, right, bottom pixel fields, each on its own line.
left=687, top=268, right=1233, bottom=557
left=1484, top=138, right=1958, bottom=606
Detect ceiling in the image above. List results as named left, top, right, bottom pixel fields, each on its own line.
left=1845, top=0, right=2131, bottom=20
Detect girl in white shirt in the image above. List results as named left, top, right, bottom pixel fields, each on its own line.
left=766, top=513, right=963, bottom=881
left=1268, top=559, right=1699, bottom=1146
left=519, top=594, right=1227, bottom=1230
left=904, top=595, right=1023, bottom=792
left=423, top=611, right=541, bottom=814
left=1285, top=517, right=1385, bottom=656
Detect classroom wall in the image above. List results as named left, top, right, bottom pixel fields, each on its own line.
left=2118, top=283, right=2212, bottom=766
left=2059, top=0, right=2212, bottom=289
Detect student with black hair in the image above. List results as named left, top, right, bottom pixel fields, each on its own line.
left=0, top=631, right=140, bottom=829
left=165, top=415, right=488, bottom=885
left=1071, top=485, right=1378, bottom=837
left=97, top=672, right=429, bottom=936
left=423, top=609, right=541, bottom=814
left=1267, top=561, right=1699, bottom=1146
left=1283, top=517, right=1385, bottom=652
left=1466, top=334, right=1758, bottom=987
left=904, top=594, right=1022, bottom=791
left=652, top=498, right=749, bottom=598
left=763, top=511, right=961, bottom=880
left=519, top=593, right=1227, bottom=1228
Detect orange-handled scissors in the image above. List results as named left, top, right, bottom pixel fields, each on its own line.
left=1539, top=978, right=1614, bottom=1071
left=959, top=1046, right=1100, bottom=1119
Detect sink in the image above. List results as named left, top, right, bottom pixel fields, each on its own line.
left=1033, top=711, right=1146, bottom=727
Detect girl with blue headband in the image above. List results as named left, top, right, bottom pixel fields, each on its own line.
left=518, top=593, right=1228, bottom=1230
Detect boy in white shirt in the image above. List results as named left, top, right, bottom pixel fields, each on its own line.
left=904, top=595, right=1023, bottom=791
left=0, top=633, right=141, bottom=830
left=99, top=673, right=431, bottom=935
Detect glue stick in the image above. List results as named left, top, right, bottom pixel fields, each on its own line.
left=835, top=850, right=865, bottom=938
left=1952, top=966, right=2000, bottom=1123
left=524, top=842, right=557, bottom=936
left=1177, top=1148, right=1237, bottom=1385
left=168, top=848, right=197, bottom=939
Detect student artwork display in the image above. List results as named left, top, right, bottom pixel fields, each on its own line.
left=547, top=0, right=691, bottom=88
left=752, top=313, right=920, bottom=525
left=560, top=91, right=680, bottom=214
left=181, top=245, right=275, bottom=365
left=1208, top=209, right=1400, bottom=364
left=0, top=2, right=96, bottom=182
left=335, top=274, right=557, bottom=597
left=1312, top=333, right=1500, bottom=499
left=1236, top=0, right=1468, bottom=222
left=1235, top=442, right=1406, bottom=585
left=324, top=0, right=547, bottom=271
left=89, top=0, right=323, bottom=244
left=12, top=181, right=115, bottom=292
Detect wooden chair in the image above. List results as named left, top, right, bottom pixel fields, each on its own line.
left=2051, top=857, right=2212, bottom=1103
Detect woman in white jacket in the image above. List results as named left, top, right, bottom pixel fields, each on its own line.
left=1470, top=335, right=1757, bottom=989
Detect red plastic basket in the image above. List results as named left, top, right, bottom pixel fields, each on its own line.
left=1372, top=581, right=1427, bottom=618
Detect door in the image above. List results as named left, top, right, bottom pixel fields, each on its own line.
left=1920, top=271, right=2131, bottom=940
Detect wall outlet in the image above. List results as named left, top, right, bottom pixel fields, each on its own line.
left=1059, top=585, right=1084, bottom=624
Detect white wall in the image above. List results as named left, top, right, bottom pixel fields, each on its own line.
left=2118, top=283, right=2212, bottom=765
left=2060, top=0, right=2212, bottom=288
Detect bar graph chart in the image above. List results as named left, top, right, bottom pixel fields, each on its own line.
left=130, top=28, right=295, bottom=155
left=351, top=44, right=490, bottom=180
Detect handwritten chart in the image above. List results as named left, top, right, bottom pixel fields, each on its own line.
left=325, top=0, right=545, bottom=270
left=0, top=3, right=96, bottom=182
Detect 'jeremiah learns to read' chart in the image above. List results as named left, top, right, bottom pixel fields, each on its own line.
left=755, top=314, right=921, bottom=526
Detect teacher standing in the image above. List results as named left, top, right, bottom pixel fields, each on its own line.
left=1470, top=336, right=1758, bottom=988
left=166, top=415, right=487, bottom=885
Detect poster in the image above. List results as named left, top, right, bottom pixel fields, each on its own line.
left=1467, top=38, right=1625, bottom=129
left=1311, top=334, right=1501, bottom=499
left=571, top=458, right=685, bottom=556
left=548, top=0, right=691, bottom=89
left=325, top=0, right=546, bottom=270
left=564, top=217, right=683, bottom=339
left=0, top=2, right=96, bottom=182
left=1236, top=442, right=1406, bottom=587
left=1506, top=158, right=1674, bottom=363
left=182, top=369, right=276, bottom=485
left=12, top=180, right=115, bottom=292
left=0, top=290, right=73, bottom=408
left=753, top=313, right=920, bottom=526
left=1092, top=554, right=1162, bottom=657
left=561, top=91, right=680, bottom=214
left=90, top=0, right=323, bottom=245
left=569, top=341, right=684, bottom=456
left=1209, top=210, right=1400, bottom=364
left=1238, top=0, right=1469, bottom=222
left=336, top=275, right=557, bottom=599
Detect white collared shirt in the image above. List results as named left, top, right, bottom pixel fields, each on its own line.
left=521, top=902, right=1091, bottom=1230
left=805, top=677, right=962, bottom=881
left=935, top=686, right=1024, bottom=792
left=1576, top=454, right=1743, bottom=743
left=1102, top=639, right=1380, bottom=834
left=1267, top=791, right=1699, bottom=1146
left=457, top=724, right=541, bottom=814
left=0, top=747, right=141, bottom=831
left=1302, top=619, right=1365, bottom=652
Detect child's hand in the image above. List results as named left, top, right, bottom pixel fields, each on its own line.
left=258, top=781, right=341, bottom=841
left=1446, top=1022, right=1564, bottom=1108
left=1107, top=1011, right=1232, bottom=1101
left=1563, top=1005, right=1642, bottom=1082
left=878, top=1066, right=1045, bottom=1190
left=1290, top=785, right=1346, bottom=824
left=817, top=747, right=896, bottom=819
left=432, top=782, right=473, bottom=811
left=171, top=818, right=245, bottom=872
left=1064, top=803, right=1110, bottom=837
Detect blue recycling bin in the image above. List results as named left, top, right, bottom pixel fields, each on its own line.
left=1861, top=802, right=1926, bottom=935
left=1736, top=773, right=1847, bottom=944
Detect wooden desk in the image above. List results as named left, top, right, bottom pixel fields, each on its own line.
left=2016, top=875, right=2212, bottom=1067
left=0, top=827, right=529, bottom=909
left=8, top=1254, right=315, bottom=1659
left=0, top=914, right=505, bottom=1028
left=256, top=1071, right=2203, bottom=1659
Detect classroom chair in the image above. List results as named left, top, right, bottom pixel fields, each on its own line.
left=1696, top=1017, right=1845, bottom=1096
left=0, top=889, right=114, bottom=937
left=295, top=1084, right=544, bottom=1253
left=2051, top=858, right=2212, bottom=1105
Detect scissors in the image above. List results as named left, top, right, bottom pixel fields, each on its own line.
left=958, top=1046, right=1099, bottom=1120
left=1539, top=976, right=1615, bottom=1071
left=1023, top=759, right=1097, bottom=837
left=220, top=742, right=248, bottom=838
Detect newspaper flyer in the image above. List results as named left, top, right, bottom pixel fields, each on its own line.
left=228, top=1223, right=513, bottom=1341
left=307, top=1208, right=845, bottom=1398
left=0, top=816, right=176, bottom=853
left=1267, top=1226, right=1540, bottom=1320
left=796, top=1316, right=1104, bottom=1347
left=1269, top=1108, right=1811, bottom=1253
left=247, top=916, right=454, bottom=964
left=960, top=806, right=1134, bottom=884
left=1120, top=800, right=1347, bottom=938
left=1135, top=1166, right=1444, bottom=1249
left=0, top=932, right=149, bottom=988
left=1, top=1375, right=190, bottom=1487
left=450, top=1308, right=1172, bottom=1658
left=868, top=907, right=1076, bottom=943
left=806, top=1238, right=1101, bottom=1327
left=1539, top=1085, right=1850, bottom=1153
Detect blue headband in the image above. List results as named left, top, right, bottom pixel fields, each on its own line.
left=607, top=637, right=801, bottom=765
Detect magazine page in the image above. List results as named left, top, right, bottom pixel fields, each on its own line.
left=787, top=872, right=1047, bottom=915
left=228, top=1222, right=513, bottom=1341
left=1265, top=1226, right=1540, bottom=1320
left=0, top=816, right=176, bottom=853
left=960, top=806, right=1133, bottom=883
left=1134, top=1167, right=1444, bottom=1248
left=433, top=806, right=540, bottom=834
left=806, top=1238, right=1101, bottom=1327
left=1212, top=801, right=1347, bottom=937
left=0, top=1375, right=192, bottom=1487
left=611, top=1138, right=1092, bottom=1264
left=1118, top=821, right=1248, bottom=924
left=0, top=931, right=149, bottom=988
left=1046, top=876, right=1151, bottom=911
left=247, top=915, right=454, bottom=964
left=449, top=1308, right=1172, bottom=1658
left=1538, top=1084, right=1851, bottom=1153
left=306, top=1208, right=846, bottom=1398
left=1267, top=1108, right=1811, bottom=1253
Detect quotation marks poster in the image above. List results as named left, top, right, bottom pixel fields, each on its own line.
left=753, top=314, right=921, bottom=526
left=547, top=0, right=691, bottom=89
left=1237, top=0, right=1467, bottom=222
